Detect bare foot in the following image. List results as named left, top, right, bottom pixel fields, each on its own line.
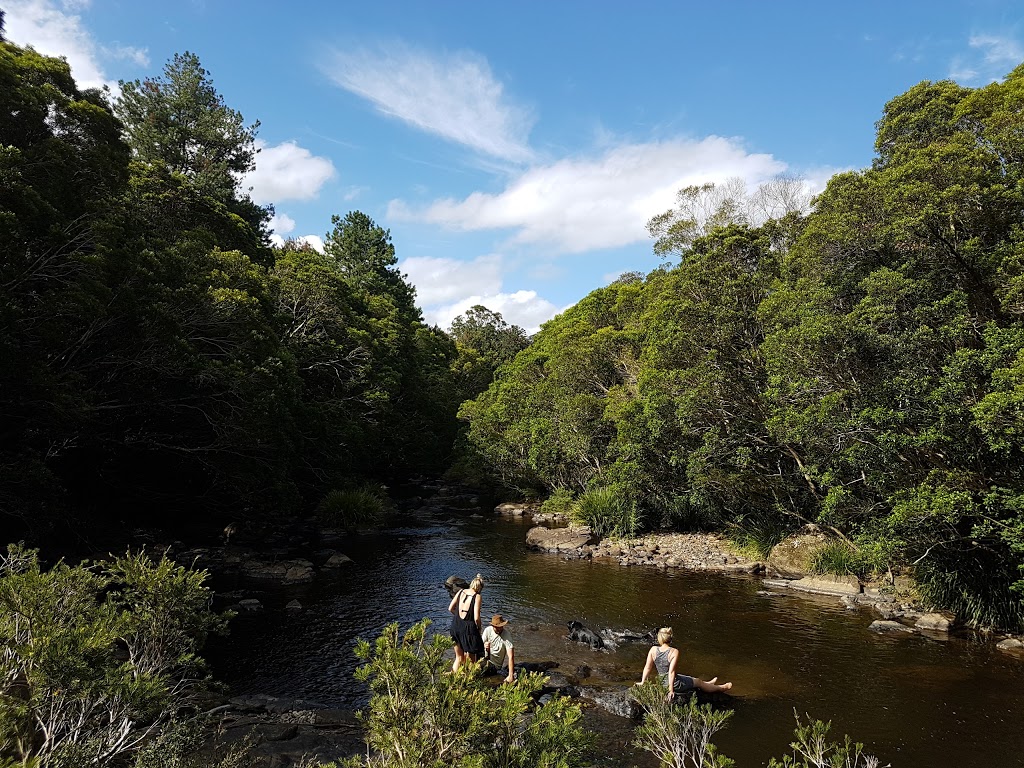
left=720, top=682, right=733, bottom=691
left=705, top=676, right=718, bottom=685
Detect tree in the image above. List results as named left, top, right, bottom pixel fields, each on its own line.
left=116, top=52, right=260, bottom=206
left=449, top=305, right=530, bottom=400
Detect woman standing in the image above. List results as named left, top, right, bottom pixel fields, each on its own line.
left=640, top=627, right=733, bottom=699
left=448, top=574, right=485, bottom=672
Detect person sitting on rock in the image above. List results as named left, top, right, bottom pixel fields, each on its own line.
left=481, top=613, right=516, bottom=683
left=639, top=626, right=732, bottom=700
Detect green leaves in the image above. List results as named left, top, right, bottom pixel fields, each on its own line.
left=350, top=620, right=589, bottom=768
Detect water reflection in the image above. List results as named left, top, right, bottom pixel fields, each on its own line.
left=206, top=511, right=1024, bottom=767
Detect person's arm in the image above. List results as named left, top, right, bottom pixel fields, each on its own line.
left=482, top=626, right=493, bottom=659
left=640, top=647, right=656, bottom=684
left=666, top=648, right=679, bottom=700
left=473, top=594, right=481, bottom=630
left=505, top=645, right=515, bottom=683
left=448, top=589, right=461, bottom=615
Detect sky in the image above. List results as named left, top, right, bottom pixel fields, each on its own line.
left=4, top=1, right=1024, bottom=333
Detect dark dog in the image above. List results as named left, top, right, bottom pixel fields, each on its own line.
left=444, top=575, right=470, bottom=597
left=566, top=620, right=605, bottom=650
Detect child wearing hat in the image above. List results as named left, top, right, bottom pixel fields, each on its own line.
left=482, top=614, right=515, bottom=683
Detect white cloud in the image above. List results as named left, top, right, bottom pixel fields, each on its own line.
left=950, top=34, right=1024, bottom=84
left=324, top=44, right=535, bottom=162
left=401, top=254, right=504, bottom=306
left=296, top=234, right=325, bottom=252
left=269, top=212, right=296, bottom=235
left=389, top=137, right=791, bottom=254
left=428, top=291, right=563, bottom=335
left=4, top=0, right=112, bottom=90
left=243, top=140, right=336, bottom=205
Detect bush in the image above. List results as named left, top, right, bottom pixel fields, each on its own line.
left=632, top=682, right=735, bottom=768
left=767, top=713, right=881, bottom=768
left=570, top=487, right=638, bottom=540
left=0, top=545, right=228, bottom=767
left=540, top=487, right=575, bottom=516
left=316, top=486, right=391, bottom=529
left=346, top=619, right=590, bottom=768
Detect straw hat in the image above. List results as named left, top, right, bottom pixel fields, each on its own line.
left=490, top=614, right=509, bottom=627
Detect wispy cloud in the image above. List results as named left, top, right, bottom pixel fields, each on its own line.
left=243, top=140, right=336, bottom=205
left=103, top=43, right=149, bottom=67
left=323, top=44, right=535, bottom=163
left=390, top=137, right=799, bottom=254
left=950, top=33, right=1024, bottom=84
left=427, top=290, right=562, bottom=335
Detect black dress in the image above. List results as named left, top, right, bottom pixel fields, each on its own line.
left=449, top=589, right=485, bottom=656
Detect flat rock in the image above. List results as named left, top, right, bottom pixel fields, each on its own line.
left=915, top=613, right=953, bottom=632
left=526, top=525, right=596, bottom=552
left=996, top=637, right=1024, bottom=652
left=787, top=574, right=862, bottom=596
left=579, top=686, right=641, bottom=719
left=869, top=620, right=915, bottom=634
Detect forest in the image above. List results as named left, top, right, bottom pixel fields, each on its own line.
left=2, top=13, right=1024, bottom=636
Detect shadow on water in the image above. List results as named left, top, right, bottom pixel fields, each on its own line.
left=205, top=511, right=1024, bottom=767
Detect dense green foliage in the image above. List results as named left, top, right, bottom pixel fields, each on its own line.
left=0, top=42, right=462, bottom=539
left=344, top=620, right=590, bottom=768
left=0, top=545, right=226, bottom=766
left=463, top=66, right=1024, bottom=629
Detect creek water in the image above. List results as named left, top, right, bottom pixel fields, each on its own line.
left=206, top=509, right=1024, bottom=767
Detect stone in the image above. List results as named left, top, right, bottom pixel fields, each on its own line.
left=915, top=613, right=953, bottom=632
left=766, top=530, right=832, bottom=578
left=238, top=598, right=264, bottom=612
left=526, top=526, right=597, bottom=552
left=786, top=574, right=862, bottom=596
left=579, top=686, right=642, bottom=719
left=322, top=553, right=353, bottom=568
left=285, top=599, right=303, bottom=612
left=996, top=637, right=1024, bottom=651
left=868, top=620, right=915, bottom=634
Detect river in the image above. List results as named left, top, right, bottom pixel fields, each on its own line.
left=206, top=507, right=1024, bottom=767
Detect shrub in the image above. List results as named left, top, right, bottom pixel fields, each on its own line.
left=767, top=713, right=881, bottom=768
left=346, top=619, right=590, bottom=768
left=570, top=487, right=638, bottom=540
left=0, top=545, right=228, bottom=767
left=632, top=682, right=735, bottom=768
left=541, top=487, right=576, bottom=516
left=316, top=486, right=391, bottom=529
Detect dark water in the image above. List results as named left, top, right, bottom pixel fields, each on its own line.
left=206, top=511, right=1024, bottom=768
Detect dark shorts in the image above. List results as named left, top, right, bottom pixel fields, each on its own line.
left=672, top=675, right=696, bottom=693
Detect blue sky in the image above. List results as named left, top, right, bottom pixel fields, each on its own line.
left=5, top=1, right=1024, bottom=332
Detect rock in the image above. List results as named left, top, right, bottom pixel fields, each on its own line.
left=567, top=621, right=605, bottom=650
left=239, top=558, right=315, bottom=584
left=574, top=664, right=592, bottom=679
left=868, top=620, right=915, bottom=634
left=285, top=599, right=303, bottom=612
left=915, top=613, right=953, bottom=632
left=872, top=603, right=899, bottom=620
left=238, top=598, right=264, bottom=612
left=786, top=574, right=862, bottom=596
left=542, top=671, right=579, bottom=695
left=322, top=553, right=353, bottom=568
left=996, top=637, right=1024, bottom=652
left=526, top=526, right=597, bottom=552
left=283, top=561, right=315, bottom=584
left=579, top=686, right=642, bottom=719
left=256, top=723, right=299, bottom=742
left=766, top=530, right=832, bottom=578
left=494, top=501, right=541, bottom=516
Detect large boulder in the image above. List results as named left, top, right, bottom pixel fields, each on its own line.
left=579, top=686, right=642, bottom=719
left=526, top=526, right=597, bottom=553
left=766, top=529, right=831, bottom=578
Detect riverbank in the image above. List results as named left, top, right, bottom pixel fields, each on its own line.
left=520, top=514, right=1024, bottom=657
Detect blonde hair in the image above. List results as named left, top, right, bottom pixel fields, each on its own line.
left=469, top=574, right=484, bottom=592
left=657, top=627, right=673, bottom=645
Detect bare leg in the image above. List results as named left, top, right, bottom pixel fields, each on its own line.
left=694, top=677, right=732, bottom=693
left=452, top=644, right=465, bottom=673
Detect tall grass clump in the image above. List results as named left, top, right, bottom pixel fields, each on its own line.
left=727, top=511, right=792, bottom=560
left=316, top=485, right=391, bottom=530
left=570, top=487, right=638, bottom=540
left=915, top=549, right=1024, bottom=631
left=809, top=541, right=869, bottom=578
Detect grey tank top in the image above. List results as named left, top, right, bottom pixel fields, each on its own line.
left=654, top=647, right=673, bottom=681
